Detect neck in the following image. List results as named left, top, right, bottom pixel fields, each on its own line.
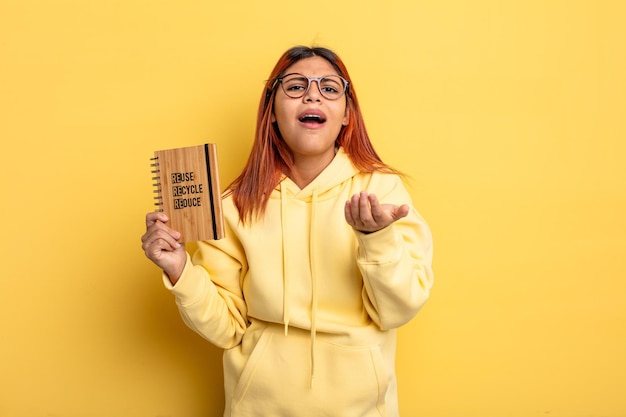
left=288, top=152, right=335, bottom=189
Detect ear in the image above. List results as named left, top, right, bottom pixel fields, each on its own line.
left=342, top=105, right=350, bottom=126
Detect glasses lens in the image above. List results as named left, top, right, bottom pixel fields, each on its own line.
left=280, top=74, right=346, bottom=100
left=281, top=74, right=309, bottom=98
left=318, top=75, right=345, bottom=100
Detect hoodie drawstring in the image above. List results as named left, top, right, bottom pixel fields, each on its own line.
left=281, top=184, right=290, bottom=336
left=309, top=188, right=319, bottom=386
left=280, top=183, right=320, bottom=387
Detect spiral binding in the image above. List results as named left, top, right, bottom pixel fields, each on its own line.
left=150, top=156, right=163, bottom=211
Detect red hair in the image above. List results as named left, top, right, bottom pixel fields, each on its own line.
left=226, top=46, right=398, bottom=223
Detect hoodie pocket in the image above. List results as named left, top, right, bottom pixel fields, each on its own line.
left=316, top=340, right=390, bottom=416
left=230, top=327, right=274, bottom=410
left=230, top=327, right=390, bottom=416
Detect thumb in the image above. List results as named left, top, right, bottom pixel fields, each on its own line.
left=393, top=204, right=410, bottom=220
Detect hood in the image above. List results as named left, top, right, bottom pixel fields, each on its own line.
left=271, top=147, right=359, bottom=201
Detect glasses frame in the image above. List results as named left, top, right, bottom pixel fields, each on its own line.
left=276, top=73, right=350, bottom=101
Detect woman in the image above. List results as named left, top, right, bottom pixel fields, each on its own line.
left=142, top=46, right=434, bottom=417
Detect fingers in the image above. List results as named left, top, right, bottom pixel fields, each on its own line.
left=141, top=212, right=182, bottom=254
left=345, top=192, right=377, bottom=231
left=357, top=192, right=375, bottom=226
left=146, top=211, right=169, bottom=228
left=141, top=211, right=187, bottom=281
left=344, top=192, right=410, bottom=233
left=368, top=194, right=385, bottom=223
left=344, top=192, right=364, bottom=228
left=142, top=227, right=181, bottom=253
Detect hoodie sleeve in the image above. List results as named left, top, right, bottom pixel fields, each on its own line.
left=355, top=175, right=434, bottom=330
left=163, top=216, right=249, bottom=349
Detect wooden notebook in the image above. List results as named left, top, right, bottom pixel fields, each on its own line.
left=151, top=144, right=225, bottom=242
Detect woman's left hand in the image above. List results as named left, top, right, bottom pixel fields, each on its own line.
left=344, top=191, right=409, bottom=233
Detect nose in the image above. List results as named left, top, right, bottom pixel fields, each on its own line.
left=303, top=79, right=322, bottom=102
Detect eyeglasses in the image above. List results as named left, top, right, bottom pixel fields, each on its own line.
left=276, top=73, right=349, bottom=100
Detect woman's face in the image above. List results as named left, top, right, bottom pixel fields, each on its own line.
left=272, top=56, right=349, bottom=165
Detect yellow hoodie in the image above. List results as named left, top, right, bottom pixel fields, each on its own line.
left=164, top=148, right=434, bottom=417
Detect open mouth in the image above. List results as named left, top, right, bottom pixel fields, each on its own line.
left=298, top=114, right=327, bottom=124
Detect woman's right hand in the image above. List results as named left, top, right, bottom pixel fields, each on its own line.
left=141, top=211, right=187, bottom=285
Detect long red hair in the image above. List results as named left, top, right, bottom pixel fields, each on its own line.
left=226, top=46, right=398, bottom=223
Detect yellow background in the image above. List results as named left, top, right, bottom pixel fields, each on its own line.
left=1, top=1, right=624, bottom=416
